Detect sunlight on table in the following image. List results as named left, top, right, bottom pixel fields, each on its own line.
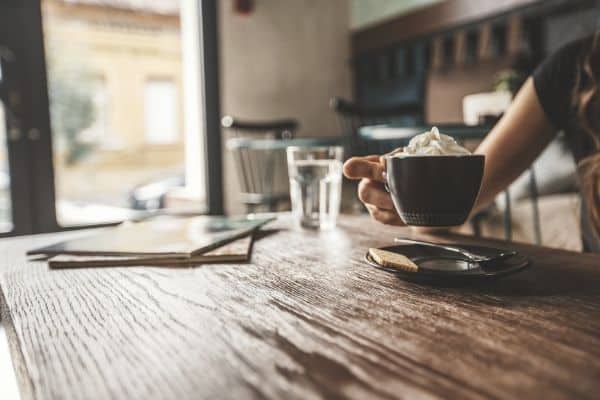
left=0, top=323, right=20, bottom=400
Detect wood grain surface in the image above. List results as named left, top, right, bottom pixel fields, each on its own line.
left=1, top=215, right=600, bottom=400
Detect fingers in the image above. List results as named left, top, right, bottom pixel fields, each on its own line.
left=343, top=156, right=385, bottom=182
left=365, top=204, right=404, bottom=226
left=342, top=151, right=405, bottom=226
left=357, top=178, right=403, bottom=226
left=357, top=179, right=395, bottom=210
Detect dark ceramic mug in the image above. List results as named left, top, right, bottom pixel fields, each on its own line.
left=385, top=154, right=485, bottom=226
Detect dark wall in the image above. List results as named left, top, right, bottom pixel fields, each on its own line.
left=544, top=7, right=598, bottom=53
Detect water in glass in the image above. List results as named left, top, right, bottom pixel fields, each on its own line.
left=287, top=147, right=342, bottom=229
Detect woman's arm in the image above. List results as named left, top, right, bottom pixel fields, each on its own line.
left=471, top=77, right=556, bottom=213
left=343, top=77, right=557, bottom=225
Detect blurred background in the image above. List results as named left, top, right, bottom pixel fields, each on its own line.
left=0, top=0, right=598, bottom=250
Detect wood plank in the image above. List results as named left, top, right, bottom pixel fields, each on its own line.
left=1, top=215, right=600, bottom=400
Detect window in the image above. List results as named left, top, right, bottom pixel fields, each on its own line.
left=41, top=0, right=209, bottom=226
left=443, top=35, right=454, bottom=67
left=466, top=29, right=479, bottom=64
left=491, top=23, right=507, bottom=57
left=0, top=0, right=221, bottom=234
left=405, top=45, right=415, bottom=76
left=144, top=80, right=179, bottom=144
left=395, top=47, right=406, bottom=77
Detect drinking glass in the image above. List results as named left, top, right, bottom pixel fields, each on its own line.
left=286, top=146, right=343, bottom=230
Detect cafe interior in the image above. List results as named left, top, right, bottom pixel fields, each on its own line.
left=1, top=1, right=599, bottom=399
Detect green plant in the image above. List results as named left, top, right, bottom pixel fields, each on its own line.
left=46, top=44, right=96, bottom=165
left=493, top=69, right=527, bottom=96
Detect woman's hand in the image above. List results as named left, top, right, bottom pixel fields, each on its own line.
left=343, top=155, right=405, bottom=226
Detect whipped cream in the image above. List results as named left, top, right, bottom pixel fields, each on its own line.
left=398, top=127, right=471, bottom=156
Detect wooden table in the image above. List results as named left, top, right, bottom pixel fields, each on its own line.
left=1, top=215, right=600, bottom=400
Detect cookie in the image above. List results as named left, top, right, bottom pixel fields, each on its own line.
left=369, top=248, right=419, bottom=272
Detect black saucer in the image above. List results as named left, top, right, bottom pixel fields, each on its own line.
left=365, top=244, right=531, bottom=284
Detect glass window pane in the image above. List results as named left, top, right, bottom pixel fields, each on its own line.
left=42, top=0, right=204, bottom=225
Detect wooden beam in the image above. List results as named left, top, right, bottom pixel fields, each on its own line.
left=352, top=0, right=543, bottom=55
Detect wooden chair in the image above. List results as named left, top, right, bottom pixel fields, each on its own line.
left=222, top=115, right=299, bottom=212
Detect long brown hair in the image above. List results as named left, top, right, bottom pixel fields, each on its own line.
left=575, top=32, right=600, bottom=237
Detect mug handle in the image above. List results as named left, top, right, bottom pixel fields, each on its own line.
left=381, top=154, right=391, bottom=193
left=382, top=171, right=390, bottom=193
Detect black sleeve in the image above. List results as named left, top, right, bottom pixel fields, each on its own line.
left=533, top=38, right=588, bottom=130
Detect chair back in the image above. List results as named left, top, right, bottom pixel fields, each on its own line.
left=329, top=97, right=423, bottom=156
left=222, top=115, right=299, bottom=212
left=221, top=115, right=297, bottom=139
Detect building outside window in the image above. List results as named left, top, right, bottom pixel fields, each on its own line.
left=40, top=0, right=203, bottom=225
left=144, top=79, right=179, bottom=145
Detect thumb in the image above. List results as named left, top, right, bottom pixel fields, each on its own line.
left=343, top=156, right=385, bottom=182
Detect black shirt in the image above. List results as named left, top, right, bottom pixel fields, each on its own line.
left=533, top=35, right=599, bottom=252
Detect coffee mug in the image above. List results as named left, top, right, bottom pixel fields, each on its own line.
left=385, top=155, right=485, bottom=226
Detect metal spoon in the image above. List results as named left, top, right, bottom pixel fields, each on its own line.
left=394, top=238, right=517, bottom=265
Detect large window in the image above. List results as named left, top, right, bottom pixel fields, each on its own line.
left=144, top=79, right=179, bottom=144
left=0, top=0, right=222, bottom=235
left=41, top=0, right=205, bottom=226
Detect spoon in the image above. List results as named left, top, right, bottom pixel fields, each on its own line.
left=394, top=238, right=517, bottom=265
